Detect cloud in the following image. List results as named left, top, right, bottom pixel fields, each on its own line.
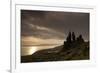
left=21, top=36, right=64, bottom=46
left=22, top=22, right=66, bottom=39
left=21, top=10, right=89, bottom=41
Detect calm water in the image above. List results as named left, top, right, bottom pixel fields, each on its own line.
left=21, top=45, right=59, bottom=56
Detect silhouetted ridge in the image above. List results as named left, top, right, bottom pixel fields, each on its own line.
left=21, top=32, right=89, bottom=63
left=63, top=32, right=85, bottom=51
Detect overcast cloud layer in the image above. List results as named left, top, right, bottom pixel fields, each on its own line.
left=21, top=10, right=89, bottom=45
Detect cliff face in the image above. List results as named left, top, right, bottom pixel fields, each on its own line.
left=21, top=42, right=89, bottom=63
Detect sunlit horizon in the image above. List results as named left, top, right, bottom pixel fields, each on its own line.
left=21, top=44, right=62, bottom=56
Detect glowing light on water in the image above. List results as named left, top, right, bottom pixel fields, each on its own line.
left=28, top=46, right=37, bottom=55
left=21, top=44, right=62, bottom=56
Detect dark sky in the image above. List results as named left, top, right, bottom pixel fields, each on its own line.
left=21, top=10, right=89, bottom=46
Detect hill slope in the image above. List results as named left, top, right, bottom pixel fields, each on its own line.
left=21, top=42, right=89, bottom=63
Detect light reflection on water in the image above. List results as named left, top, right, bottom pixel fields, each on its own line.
left=21, top=45, right=58, bottom=56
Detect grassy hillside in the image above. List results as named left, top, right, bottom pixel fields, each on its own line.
left=21, top=42, right=89, bottom=63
